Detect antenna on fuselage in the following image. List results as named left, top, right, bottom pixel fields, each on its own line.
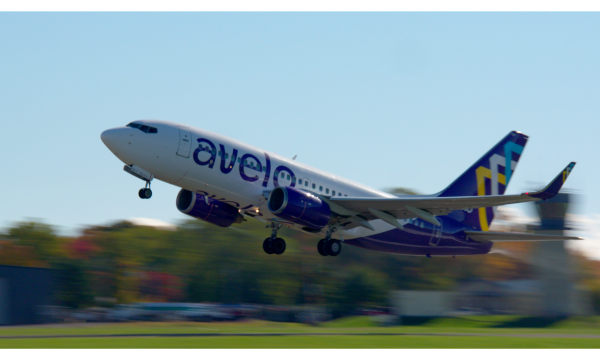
left=292, top=155, right=297, bottom=160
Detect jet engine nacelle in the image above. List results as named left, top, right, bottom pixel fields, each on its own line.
left=268, top=186, right=331, bottom=229
left=176, top=189, right=243, bottom=227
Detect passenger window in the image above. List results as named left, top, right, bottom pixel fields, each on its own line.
left=312, top=184, right=316, bottom=189
left=281, top=172, right=284, bottom=178
left=274, top=170, right=279, bottom=177
left=319, top=186, right=323, bottom=191
left=292, top=176, right=296, bottom=182
left=332, top=191, right=335, bottom=196
left=305, top=181, right=309, bottom=186
left=326, top=188, right=329, bottom=194
left=225, top=153, right=229, bottom=159
left=287, top=175, right=290, bottom=180
left=219, top=150, right=222, bottom=156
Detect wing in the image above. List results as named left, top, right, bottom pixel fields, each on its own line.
left=465, top=231, right=583, bottom=242
left=325, top=162, right=576, bottom=230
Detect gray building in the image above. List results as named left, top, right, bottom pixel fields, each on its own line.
left=0, top=265, right=54, bottom=325
left=530, top=193, right=592, bottom=316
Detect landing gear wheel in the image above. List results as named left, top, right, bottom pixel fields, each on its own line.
left=272, top=238, right=286, bottom=255
left=317, top=239, right=328, bottom=256
left=263, top=238, right=274, bottom=254
left=325, top=240, right=342, bottom=257
left=139, top=188, right=152, bottom=199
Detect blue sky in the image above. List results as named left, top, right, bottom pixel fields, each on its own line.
left=0, top=13, right=598, bottom=255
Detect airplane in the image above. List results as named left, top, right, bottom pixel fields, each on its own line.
left=101, top=120, right=582, bottom=257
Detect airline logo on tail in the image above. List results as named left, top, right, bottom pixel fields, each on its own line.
left=563, top=163, right=575, bottom=183
left=476, top=141, right=524, bottom=231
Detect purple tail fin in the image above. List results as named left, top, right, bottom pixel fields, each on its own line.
left=439, top=131, right=529, bottom=231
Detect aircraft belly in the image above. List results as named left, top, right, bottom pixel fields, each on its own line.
left=343, top=226, right=492, bottom=256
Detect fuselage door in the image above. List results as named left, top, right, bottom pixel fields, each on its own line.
left=176, top=127, right=192, bottom=158
left=429, top=219, right=443, bottom=246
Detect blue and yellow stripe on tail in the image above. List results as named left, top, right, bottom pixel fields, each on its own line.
left=439, top=131, right=529, bottom=231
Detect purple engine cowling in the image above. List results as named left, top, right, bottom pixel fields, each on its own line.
left=176, top=189, right=243, bottom=227
left=267, top=186, right=331, bottom=229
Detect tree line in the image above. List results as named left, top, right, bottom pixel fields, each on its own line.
left=1, top=215, right=599, bottom=317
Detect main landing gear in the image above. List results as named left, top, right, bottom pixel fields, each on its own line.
left=139, top=179, right=152, bottom=199
left=317, top=227, right=342, bottom=257
left=263, top=223, right=286, bottom=255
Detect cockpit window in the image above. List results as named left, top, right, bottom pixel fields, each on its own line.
left=126, top=122, right=158, bottom=134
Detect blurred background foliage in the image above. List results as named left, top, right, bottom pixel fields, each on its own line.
left=1, top=216, right=599, bottom=316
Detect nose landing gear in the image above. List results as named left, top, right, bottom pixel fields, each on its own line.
left=123, top=165, right=154, bottom=200
left=139, top=188, right=152, bottom=199
left=138, top=179, right=153, bottom=199
left=263, top=223, right=286, bottom=255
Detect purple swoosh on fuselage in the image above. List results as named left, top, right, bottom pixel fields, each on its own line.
left=344, top=217, right=492, bottom=256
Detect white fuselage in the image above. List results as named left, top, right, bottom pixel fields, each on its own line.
left=101, top=120, right=398, bottom=240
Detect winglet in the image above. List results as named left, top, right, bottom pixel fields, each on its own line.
left=523, top=162, right=576, bottom=200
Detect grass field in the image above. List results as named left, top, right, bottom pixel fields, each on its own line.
left=3, top=336, right=600, bottom=349
left=1, top=317, right=600, bottom=348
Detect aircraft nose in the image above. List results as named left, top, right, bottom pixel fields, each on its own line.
left=101, top=128, right=126, bottom=152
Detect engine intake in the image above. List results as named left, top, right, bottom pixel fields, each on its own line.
left=268, top=186, right=331, bottom=229
left=176, top=189, right=243, bottom=227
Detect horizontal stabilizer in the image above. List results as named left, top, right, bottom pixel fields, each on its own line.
left=465, top=231, right=583, bottom=242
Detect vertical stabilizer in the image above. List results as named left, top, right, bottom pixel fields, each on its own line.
left=439, top=131, right=529, bottom=231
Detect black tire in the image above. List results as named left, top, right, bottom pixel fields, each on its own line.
left=317, top=239, right=328, bottom=256
left=325, top=240, right=342, bottom=256
left=272, top=238, right=286, bottom=255
left=263, top=238, right=274, bottom=254
left=143, top=188, right=153, bottom=199
left=138, top=189, right=146, bottom=199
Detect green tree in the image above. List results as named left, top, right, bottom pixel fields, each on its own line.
left=7, top=221, right=59, bottom=261
left=385, top=187, right=421, bottom=196
left=326, top=267, right=388, bottom=318
left=53, top=258, right=93, bottom=308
